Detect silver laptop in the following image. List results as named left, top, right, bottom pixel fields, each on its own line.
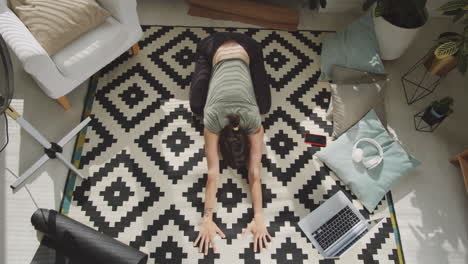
left=298, top=191, right=384, bottom=258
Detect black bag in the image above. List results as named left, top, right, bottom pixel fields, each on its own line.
left=30, top=209, right=148, bottom=264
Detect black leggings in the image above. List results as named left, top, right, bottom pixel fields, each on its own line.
left=189, top=32, right=271, bottom=115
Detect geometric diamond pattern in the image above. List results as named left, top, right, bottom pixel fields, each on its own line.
left=118, top=83, right=148, bottom=109
left=262, top=107, right=319, bottom=186
left=162, top=127, right=195, bottom=157
left=265, top=48, right=289, bottom=71
left=268, top=129, right=298, bottom=159
left=150, top=236, right=188, bottom=263
left=64, top=26, right=402, bottom=264
left=79, top=116, right=117, bottom=168
left=100, top=177, right=135, bottom=211
left=135, top=105, right=205, bottom=184
left=217, top=178, right=247, bottom=213
left=271, top=237, right=308, bottom=263
left=72, top=150, right=164, bottom=238
left=95, top=64, right=172, bottom=132
left=148, top=29, right=201, bottom=90
left=261, top=31, right=313, bottom=92
left=173, top=46, right=196, bottom=69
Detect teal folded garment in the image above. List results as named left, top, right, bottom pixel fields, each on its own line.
left=315, top=110, right=420, bottom=212
left=320, top=12, right=385, bottom=80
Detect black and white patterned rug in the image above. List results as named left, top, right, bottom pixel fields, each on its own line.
left=61, top=26, right=403, bottom=264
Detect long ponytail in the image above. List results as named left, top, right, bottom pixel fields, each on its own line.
left=219, top=114, right=249, bottom=168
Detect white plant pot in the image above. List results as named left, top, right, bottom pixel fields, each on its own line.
left=373, top=8, right=427, bottom=60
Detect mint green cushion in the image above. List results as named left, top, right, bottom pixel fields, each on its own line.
left=315, top=110, right=420, bottom=212
left=320, top=12, right=385, bottom=80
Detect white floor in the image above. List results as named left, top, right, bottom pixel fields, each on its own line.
left=1, top=0, right=467, bottom=263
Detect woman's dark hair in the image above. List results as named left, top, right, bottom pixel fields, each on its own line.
left=219, top=114, right=249, bottom=169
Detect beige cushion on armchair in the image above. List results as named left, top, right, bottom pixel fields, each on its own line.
left=9, top=0, right=110, bottom=55
left=0, top=0, right=142, bottom=101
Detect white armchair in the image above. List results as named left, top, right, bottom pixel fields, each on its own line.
left=0, top=0, right=143, bottom=110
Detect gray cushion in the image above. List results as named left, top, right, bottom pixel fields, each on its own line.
left=326, top=66, right=388, bottom=126
left=331, top=65, right=387, bottom=84
left=331, top=77, right=388, bottom=137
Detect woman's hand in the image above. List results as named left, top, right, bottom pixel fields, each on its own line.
left=242, top=215, right=273, bottom=252
left=194, top=218, right=226, bottom=255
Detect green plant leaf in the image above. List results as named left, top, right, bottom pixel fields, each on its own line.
left=457, top=52, right=468, bottom=73
left=435, top=41, right=460, bottom=58
left=443, top=9, right=460, bottom=16
left=437, top=35, right=463, bottom=45
left=438, top=0, right=467, bottom=12
left=439, top=31, right=463, bottom=40
left=453, top=9, right=466, bottom=21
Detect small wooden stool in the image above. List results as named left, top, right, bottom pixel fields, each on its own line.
left=450, top=149, right=468, bottom=193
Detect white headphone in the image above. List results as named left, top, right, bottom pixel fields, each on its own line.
left=352, top=138, right=384, bottom=169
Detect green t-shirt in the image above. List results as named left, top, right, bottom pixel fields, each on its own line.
left=204, top=58, right=261, bottom=135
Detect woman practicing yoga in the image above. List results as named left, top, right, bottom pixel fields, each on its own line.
left=190, top=32, right=272, bottom=255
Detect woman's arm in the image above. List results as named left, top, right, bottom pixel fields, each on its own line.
left=194, top=128, right=225, bottom=255
left=242, top=126, right=272, bottom=252
left=203, top=128, right=220, bottom=220
left=248, top=126, right=264, bottom=218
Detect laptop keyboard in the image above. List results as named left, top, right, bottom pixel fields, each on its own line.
left=335, top=230, right=367, bottom=256
left=311, top=206, right=361, bottom=250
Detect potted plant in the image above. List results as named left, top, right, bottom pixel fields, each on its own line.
left=423, top=32, right=462, bottom=76
left=421, top=97, right=454, bottom=126
left=363, top=0, right=428, bottom=60
left=431, top=0, right=468, bottom=75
